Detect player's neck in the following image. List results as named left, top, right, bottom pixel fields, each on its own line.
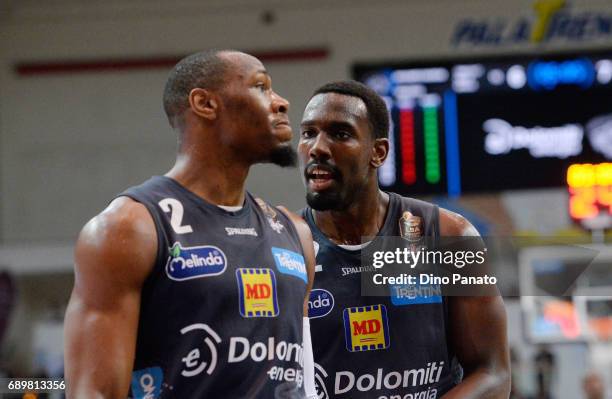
left=166, top=151, right=249, bottom=207
left=313, top=189, right=389, bottom=246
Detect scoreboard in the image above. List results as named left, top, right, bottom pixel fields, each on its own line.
left=567, top=162, right=612, bottom=228
left=354, top=50, right=612, bottom=196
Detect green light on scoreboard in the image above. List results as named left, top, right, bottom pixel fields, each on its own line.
left=423, top=107, right=441, bottom=184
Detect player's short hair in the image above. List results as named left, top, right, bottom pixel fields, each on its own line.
left=311, top=80, right=389, bottom=139
left=163, top=49, right=230, bottom=127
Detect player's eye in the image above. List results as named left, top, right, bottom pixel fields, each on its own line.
left=301, top=129, right=316, bottom=139
left=335, top=130, right=350, bottom=140
left=255, top=82, right=267, bottom=92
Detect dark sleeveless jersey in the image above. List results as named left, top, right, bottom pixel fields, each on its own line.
left=118, top=176, right=308, bottom=399
left=303, top=192, right=462, bottom=399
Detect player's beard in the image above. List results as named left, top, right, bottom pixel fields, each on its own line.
left=306, top=181, right=358, bottom=211
left=306, top=190, right=344, bottom=211
left=268, top=144, right=297, bottom=167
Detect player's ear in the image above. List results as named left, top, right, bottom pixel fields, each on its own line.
left=188, top=88, right=218, bottom=121
left=371, top=137, right=389, bottom=168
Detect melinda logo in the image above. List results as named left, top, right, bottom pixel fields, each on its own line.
left=271, top=247, right=307, bottom=283
left=451, top=0, right=612, bottom=47
left=165, top=242, right=227, bottom=281
left=308, top=289, right=335, bottom=319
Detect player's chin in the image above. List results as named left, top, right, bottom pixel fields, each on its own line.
left=306, top=190, right=343, bottom=211
left=271, top=124, right=293, bottom=143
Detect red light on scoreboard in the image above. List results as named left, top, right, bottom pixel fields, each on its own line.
left=567, top=163, right=612, bottom=222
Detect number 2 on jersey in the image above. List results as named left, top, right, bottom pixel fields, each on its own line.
left=159, top=198, right=193, bottom=234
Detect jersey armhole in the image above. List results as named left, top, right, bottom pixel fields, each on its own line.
left=115, top=194, right=165, bottom=281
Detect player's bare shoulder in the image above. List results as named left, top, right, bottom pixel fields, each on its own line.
left=74, top=197, right=157, bottom=290
left=439, top=208, right=480, bottom=237
left=276, top=205, right=313, bottom=241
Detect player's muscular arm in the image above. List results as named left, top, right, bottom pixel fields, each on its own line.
left=64, top=198, right=157, bottom=399
left=439, top=210, right=511, bottom=399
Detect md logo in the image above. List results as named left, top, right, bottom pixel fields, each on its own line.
left=246, top=283, right=272, bottom=299
left=354, top=319, right=381, bottom=335
left=308, top=289, right=334, bottom=319
left=343, top=305, right=390, bottom=352
left=131, top=366, right=163, bottom=399
left=165, top=242, right=227, bottom=281
left=271, top=247, right=307, bottom=283
left=236, top=268, right=279, bottom=318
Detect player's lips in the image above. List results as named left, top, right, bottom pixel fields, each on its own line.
left=271, top=118, right=292, bottom=141
left=272, top=117, right=290, bottom=128
left=305, top=164, right=338, bottom=191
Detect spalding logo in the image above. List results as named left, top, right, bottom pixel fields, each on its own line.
left=308, top=289, right=334, bottom=319
left=165, top=242, right=227, bottom=281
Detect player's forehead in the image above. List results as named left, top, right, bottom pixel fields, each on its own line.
left=218, top=51, right=267, bottom=80
left=301, top=92, right=368, bottom=126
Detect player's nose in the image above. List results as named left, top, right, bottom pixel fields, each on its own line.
left=309, top=132, right=332, bottom=160
left=271, top=90, right=289, bottom=114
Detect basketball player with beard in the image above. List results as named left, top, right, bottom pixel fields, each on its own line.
left=298, top=80, right=510, bottom=398
left=65, top=50, right=317, bottom=398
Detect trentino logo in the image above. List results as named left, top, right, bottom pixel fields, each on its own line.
left=308, top=289, right=335, bottom=319
left=165, top=243, right=227, bottom=281
left=343, top=305, right=390, bottom=352
left=271, top=247, right=307, bottom=283
left=236, top=268, right=279, bottom=317
left=390, top=283, right=442, bottom=306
